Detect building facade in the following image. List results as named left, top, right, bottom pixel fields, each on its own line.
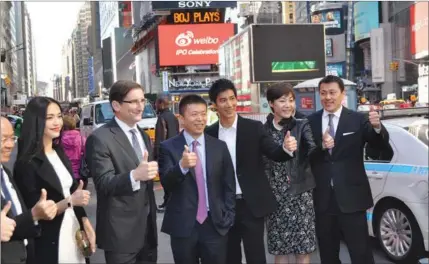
left=61, top=39, right=74, bottom=101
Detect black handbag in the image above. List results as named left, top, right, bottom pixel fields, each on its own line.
left=79, top=136, right=90, bottom=179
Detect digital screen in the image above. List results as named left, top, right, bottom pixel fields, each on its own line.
left=169, top=9, right=224, bottom=24
left=325, top=38, right=333, bottom=57
left=271, top=61, right=319, bottom=73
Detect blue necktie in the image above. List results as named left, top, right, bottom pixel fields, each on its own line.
left=1, top=169, right=18, bottom=216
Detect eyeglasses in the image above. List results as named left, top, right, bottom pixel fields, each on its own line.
left=1, top=136, right=18, bottom=144
left=122, top=99, right=146, bottom=106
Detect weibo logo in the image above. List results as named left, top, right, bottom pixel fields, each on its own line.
left=175, top=31, right=194, bottom=47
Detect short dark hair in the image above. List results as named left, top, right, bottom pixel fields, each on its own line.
left=318, top=75, right=345, bottom=92
left=179, top=94, right=207, bottom=115
left=266, top=82, right=295, bottom=103
left=109, top=80, right=143, bottom=104
left=209, top=78, right=237, bottom=103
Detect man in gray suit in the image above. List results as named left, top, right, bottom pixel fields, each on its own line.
left=85, top=80, right=159, bottom=264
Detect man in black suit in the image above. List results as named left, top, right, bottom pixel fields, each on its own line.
left=85, top=81, right=158, bottom=264
left=306, top=75, right=390, bottom=264
left=158, top=95, right=236, bottom=264
left=153, top=96, right=180, bottom=211
left=1, top=117, right=57, bottom=264
left=205, top=79, right=297, bottom=264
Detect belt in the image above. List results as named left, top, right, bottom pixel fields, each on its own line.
left=236, top=194, right=244, bottom=200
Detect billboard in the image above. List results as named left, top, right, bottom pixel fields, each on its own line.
left=251, top=24, right=326, bottom=82
left=354, top=2, right=379, bottom=42
left=311, top=9, right=342, bottom=30
left=370, top=28, right=385, bottom=83
left=326, top=62, right=345, bottom=77
left=158, top=23, right=235, bottom=66
left=326, top=38, right=333, bottom=57
left=152, top=1, right=236, bottom=10
left=168, top=9, right=225, bottom=24
left=410, top=2, right=428, bottom=59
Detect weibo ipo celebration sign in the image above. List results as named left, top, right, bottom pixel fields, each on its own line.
left=158, top=24, right=235, bottom=66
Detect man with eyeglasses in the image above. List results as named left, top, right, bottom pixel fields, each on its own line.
left=1, top=117, right=58, bottom=264
left=85, top=80, right=159, bottom=264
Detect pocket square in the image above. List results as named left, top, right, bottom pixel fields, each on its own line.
left=343, top=132, right=355, bottom=136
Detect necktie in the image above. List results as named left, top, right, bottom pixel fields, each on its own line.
left=192, top=140, right=208, bottom=224
left=1, top=169, right=18, bottom=216
left=328, top=114, right=335, bottom=154
left=130, top=129, right=143, bottom=162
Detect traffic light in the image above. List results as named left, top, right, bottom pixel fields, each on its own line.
left=389, top=61, right=399, bottom=71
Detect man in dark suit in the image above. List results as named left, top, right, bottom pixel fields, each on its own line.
left=205, top=79, right=297, bottom=264
left=158, top=95, right=236, bottom=264
left=306, top=75, right=390, bottom=264
left=85, top=81, right=159, bottom=264
left=1, top=117, right=57, bottom=264
left=153, top=96, right=180, bottom=211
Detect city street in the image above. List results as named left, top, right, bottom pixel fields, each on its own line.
left=5, top=146, right=392, bottom=264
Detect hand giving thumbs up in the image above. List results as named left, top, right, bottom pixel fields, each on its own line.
left=132, top=150, right=158, bottom=181
left=322, top=126, right=335, bottom=149
left=283, top=131, right=297, bottom=152
left=1, top=202, right=16, bottom=242
left=180, top=145, right=197, bottom=169
left=31, top=188, right=58, bottom=221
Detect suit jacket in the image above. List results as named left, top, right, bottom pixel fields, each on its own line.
left=13, top=145, right=87, bottom=264
left=1, top=166, right=40, bottom=264
left=205, top=115, right=293, bottom=218
left=158, top=132, right=236, bottom=238
left=85, top=119, right=158, bottom=254
left=307, top=107, right=390, bottom=214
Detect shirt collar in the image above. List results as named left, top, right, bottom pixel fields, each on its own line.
left=115, top=116, right=138, bottom=133
left=183, top=130, right=205, bottom=148
left=323, top=106, right=343, bottom=118
left=219, top=114, right=238, bottom=130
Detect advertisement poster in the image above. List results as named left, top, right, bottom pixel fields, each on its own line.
left=354, top=1, right=379, bottom=42
left=326, top=62, right=345, bottom=77
left=251, top=24, right=326, bottom=82
left=301, top=97, right=314, bottom=109
left=410, top=2, right=428, bottom=59
left=326, top=38, right=333, bottom=57
left=158, top=23, right=235, bottom=66
left=311, top=10, right=342, bottom=29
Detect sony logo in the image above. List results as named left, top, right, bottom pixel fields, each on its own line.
left=178, top=1, right=212, bottom=8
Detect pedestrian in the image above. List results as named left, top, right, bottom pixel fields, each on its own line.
left=205, top=79, right=297, bottom=264
left=306, top=75, right=390, bottom=264
left=85, top=80, right=158, bottom=264
left=13, top=97, right=94, bottom=264
left=263, top=83, right=318, bottom=264
left=158, top=94, right=236, bottom=264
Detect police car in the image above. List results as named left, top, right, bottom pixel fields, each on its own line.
left=365, top=116, right=428, bottom=263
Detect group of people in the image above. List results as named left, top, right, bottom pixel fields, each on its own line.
left=1, top=75, right=390, bottom=264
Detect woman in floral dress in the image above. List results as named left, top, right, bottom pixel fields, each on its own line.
left=263, top=83, right=318, bottom=264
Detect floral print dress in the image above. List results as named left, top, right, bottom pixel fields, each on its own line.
left=264, top=120, right=317, bottom=256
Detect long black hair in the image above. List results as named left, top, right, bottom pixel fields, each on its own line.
left=17, top=96, right=63, bottom=163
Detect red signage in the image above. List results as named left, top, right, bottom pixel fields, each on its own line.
left=158, top=24, right=235, bottom=66
left=410, top=2, right=428, bottom=59
left=301, top=97, right=314, bottom=109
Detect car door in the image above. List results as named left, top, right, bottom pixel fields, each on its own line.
left=363, top=138, right=397, bottom=199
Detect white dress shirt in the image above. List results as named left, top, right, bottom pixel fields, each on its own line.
left=179, top=131, right=210, bottom=209
left=218, top=115, right=242, bottom=195
left=115, top=117, right=146, bottom=191
left=1, top=166, right=28, bottom=246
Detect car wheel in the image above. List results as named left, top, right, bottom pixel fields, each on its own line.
left=375, top=203, right=424, bottom=263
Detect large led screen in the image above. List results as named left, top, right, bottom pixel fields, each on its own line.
left=251, top=24, right=326, bottom=82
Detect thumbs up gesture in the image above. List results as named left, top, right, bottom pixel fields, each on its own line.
left=322, top=126, right=335, bottom=150
left=180, top=145, right=197, bottom=169
left=1, top=202, right=16, bottom=242
left=368, top=106, right=381, bottom=129
left=71, top=180, right=91, bottom=206
left=283, top=131, right=298, bottom=152
left=132, top=150, right=158, bottom=181
left=31, top=189, right=58, bottom=221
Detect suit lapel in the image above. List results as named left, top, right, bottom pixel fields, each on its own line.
left=312, top=110, right=323, bottom=143
left=204, top=135, right=214, bottom=187
left=235, top=116, right=244, bottom=172
left=2, top=166, right=28, bottom=213
left=34, top=151, right=65, bottom=196
left=109, top=119, right=140, bottom=166
left=172, top=132, right=196, bottom=181
left=139, top=128, right=153, bottom=161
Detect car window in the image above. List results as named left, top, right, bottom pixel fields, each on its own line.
left=364, top=141, right=394, bottom=163
left=407, top=123, right=428, bottom=146
left=95, top=102, right=156, bottom=124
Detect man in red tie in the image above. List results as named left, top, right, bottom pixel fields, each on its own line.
left=158, top=95, right=236, bottom=264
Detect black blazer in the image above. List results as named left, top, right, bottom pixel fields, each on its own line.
left=13, top=145, right=87, bottom=264
left=85, top=119, right=158, bottom=256
left=307, top=107, right=390, bottom=214
left=205, top=115, right=293, bottom=218
left=1, top=166, right=40, bottom=264
left=158, top=132, right=236, bottom=237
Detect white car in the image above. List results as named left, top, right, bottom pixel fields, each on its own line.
left=365, top=117, right=428, bottom=263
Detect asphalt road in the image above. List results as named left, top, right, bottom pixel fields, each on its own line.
left=4, top=146, right=393, bottom=264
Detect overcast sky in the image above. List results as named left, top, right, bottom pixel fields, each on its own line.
left=27, top=2, right=83, bottom=84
